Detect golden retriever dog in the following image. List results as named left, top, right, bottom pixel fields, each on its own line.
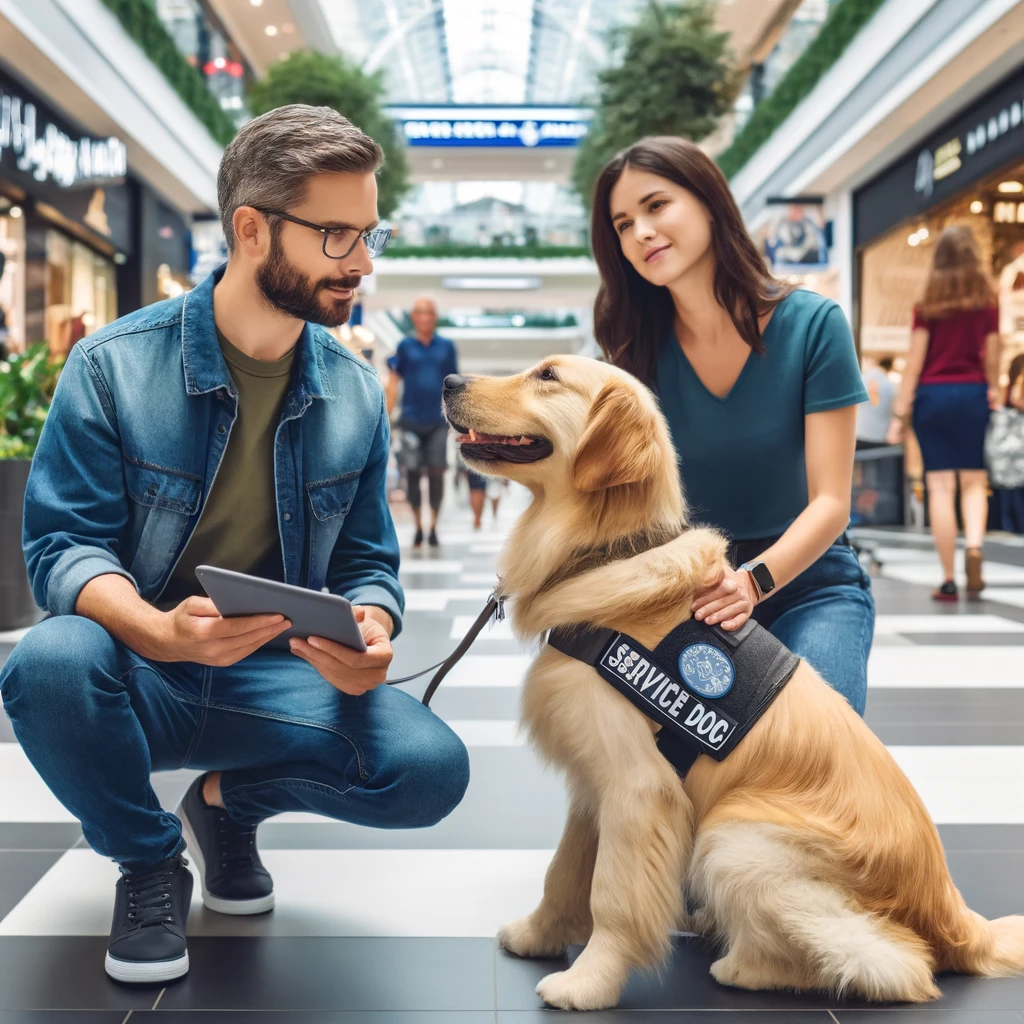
left=442, top=355, right=1024, bottom=1012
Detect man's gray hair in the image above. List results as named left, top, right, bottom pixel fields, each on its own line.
left=217, top=104, right=383, bottom=253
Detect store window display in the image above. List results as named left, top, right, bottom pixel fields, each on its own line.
left=44, top=231, right=116, bottom=358
left=0, top=202, right=25, bottom=356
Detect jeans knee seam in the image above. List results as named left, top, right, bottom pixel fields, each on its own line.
left=204, top=702, right=370, bottom=780
left=223, top=776, right=357, bottom=805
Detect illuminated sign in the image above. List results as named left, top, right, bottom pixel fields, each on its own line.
left=0, top=89, right=127, bottom=188
left=857, top=66, right=1024, bottom=247
left=387, top=105, right=592, bottom=148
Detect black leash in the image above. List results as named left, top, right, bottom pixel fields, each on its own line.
left=386, top=590, right=505, bottom=707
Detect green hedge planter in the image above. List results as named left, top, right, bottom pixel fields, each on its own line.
left=717, top=0, right=888, bottom=180
left=100, top=0, right=237, bottom=146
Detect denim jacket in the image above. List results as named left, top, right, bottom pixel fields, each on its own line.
left=22, top=266, right=404, bottom=635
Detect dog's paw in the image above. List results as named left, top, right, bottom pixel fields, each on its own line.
left=497, top=915, right=569, bottom=959
left=710, top=954, right=775, bottom=991
left=535, top=967, right=621, bottom=1011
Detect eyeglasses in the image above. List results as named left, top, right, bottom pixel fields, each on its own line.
left=256, top=208, right=391, bottom=259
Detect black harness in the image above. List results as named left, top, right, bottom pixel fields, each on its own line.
left=548, top=617, right=800, bottom=777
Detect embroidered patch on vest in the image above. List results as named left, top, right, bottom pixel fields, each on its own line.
left=597, top=639, right=738, bottom=753
left=678, top=642, right=734, bottom=699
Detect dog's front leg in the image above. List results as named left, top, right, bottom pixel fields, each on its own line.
left=536, top=774, right=693, bottom=1011
left=498, top=792, right=597, bottom=957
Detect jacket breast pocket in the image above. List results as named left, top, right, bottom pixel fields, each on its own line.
left=124, top=458, right=203, bottom=589
left=306, top=472, right=360, bottom=586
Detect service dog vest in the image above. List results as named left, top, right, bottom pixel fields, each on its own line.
left=548, top=618, right=800, bottom=777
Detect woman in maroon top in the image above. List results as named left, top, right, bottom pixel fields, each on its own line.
left=888, top=226, right=1002, bottom=599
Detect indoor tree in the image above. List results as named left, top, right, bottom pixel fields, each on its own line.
left=572, top=0, right=736, bottom=207
left=249, top=49, right=410, bottom=219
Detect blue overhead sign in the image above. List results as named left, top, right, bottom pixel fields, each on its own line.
left=386, top=105, right=592, bottom=148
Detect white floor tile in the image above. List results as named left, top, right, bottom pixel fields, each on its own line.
left=402, top=589, right=491, bottom=611
left=882, top=564, right=1024, bottom=587
left=469, top=542, right=504, bottom=554
left=398, top=560, right=464, bottom=575
left=0, top=626, right=32, bottom=645
left=874, top=614, right=1024, bottom=635
left=440, top=654, right=531, bottom=688
left=459, top=572, right=502, bottom=585
left=983, top=588, right=1024, bottom=610
left=0, top=848, right=553, bottom=936
left=450, top=615, right=516, bottom=641
left=869, top=646, right=1024, bottom=688
left=0, top=745, right=75, bottom=822
left=888, top=746, right=1024, bottom=823
left=447, top=719, right=525, bottom=746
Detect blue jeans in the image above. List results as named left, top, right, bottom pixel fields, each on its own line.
left=0, top=617, right=470, bottom=872
left=730, top=538, right=875, bottom=715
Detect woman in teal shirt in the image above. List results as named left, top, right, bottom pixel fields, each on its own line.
left=590, top=137, right=874, bottom=714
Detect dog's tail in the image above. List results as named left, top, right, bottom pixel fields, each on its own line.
left=942, top=910, right=1024, bottom=977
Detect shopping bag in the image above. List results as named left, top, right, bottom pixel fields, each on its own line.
left=985, top=406, right=1024, bottom=489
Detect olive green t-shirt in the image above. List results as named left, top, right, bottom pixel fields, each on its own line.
left=155, top=327, right=295, bottom=611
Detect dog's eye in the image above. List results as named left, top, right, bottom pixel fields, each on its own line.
left=536, top=366, right=558, bottom=382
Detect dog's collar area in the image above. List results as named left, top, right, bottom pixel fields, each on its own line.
left=535, top=525, right=683, bottom=596
left=548, top=618, right=799, bottom=778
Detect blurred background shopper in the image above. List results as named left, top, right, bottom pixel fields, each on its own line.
left=887, top=226, right=1002, bottom=601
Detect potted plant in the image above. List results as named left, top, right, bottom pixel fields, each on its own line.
left=0, top=343, right=64, bottom=630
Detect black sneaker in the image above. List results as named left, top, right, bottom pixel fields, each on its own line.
left=412, top=527, right=424, bottom=548
left=105, top=852, right=192, bottom=984
left=428, top=529, right=439, bottom=548
left=177, top=774, right=274, bottom=916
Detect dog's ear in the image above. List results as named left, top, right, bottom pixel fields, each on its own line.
left=571, top=379, right=661, bottom=492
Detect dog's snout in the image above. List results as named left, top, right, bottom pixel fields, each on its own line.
left=444, top=374, right=468, bottom=393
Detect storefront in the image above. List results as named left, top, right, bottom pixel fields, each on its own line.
left=854, top=62, right=1024, bottom=378
left=853, top=64, right=1024, bottom=530
left=0, top=66, right=192, bottom=358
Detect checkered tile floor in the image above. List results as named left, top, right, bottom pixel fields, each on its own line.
left=3, top=484, right=1024, bottom=1022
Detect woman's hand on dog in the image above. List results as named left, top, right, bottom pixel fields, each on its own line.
left=289, top=606, right=394, bottom=696
left=691, top=565, right=758, bottom=631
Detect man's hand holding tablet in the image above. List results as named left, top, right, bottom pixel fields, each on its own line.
left=192, top=566, right=396, bottom=697
left=289, top=605, right=395, bottom=696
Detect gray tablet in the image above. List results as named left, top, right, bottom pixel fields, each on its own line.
left=195, top=565, right=367, bottom=653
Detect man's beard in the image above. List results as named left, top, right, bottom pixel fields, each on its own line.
left=256, top=234, right=359, bottom=328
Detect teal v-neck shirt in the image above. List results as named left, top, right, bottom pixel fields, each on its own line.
left=655, top=289, right=867, bottom=541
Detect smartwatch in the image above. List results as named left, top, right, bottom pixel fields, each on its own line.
left=739, top=560, right=775, bottom=600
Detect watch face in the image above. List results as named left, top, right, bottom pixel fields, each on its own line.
left=750, top=562, right=775, bottom=594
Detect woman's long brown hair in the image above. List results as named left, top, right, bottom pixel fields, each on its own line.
left=591, top=136, right=790, bottom=387
left=917, top=225, right=997, bottom=320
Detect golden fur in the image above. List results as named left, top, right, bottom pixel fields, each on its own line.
left=443, top=355, right=1024, bottom=1012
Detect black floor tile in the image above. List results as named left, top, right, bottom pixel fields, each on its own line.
left=939, top=825, right=1024, bottom=852
left=0, top=1015, right=126, bottom=1023
left=947, top=850, right=1024, bottom=921
left=0, top=823, right=83, bottom=851
left=496, top=936, right=1024, bottom=1013
left=866, top=689, right=1024, bottom=744
left=0, top=939, right=158, bottom=1011
left=155, top=938, right=495, bottom=1011
left=0, top=851, right=65, bottom=920
left=835, top=1012, right=1024, bottom=1021
left=132, top=1014, right=494, bottom=1023
left=499, top=1012, right=835, bottom=1022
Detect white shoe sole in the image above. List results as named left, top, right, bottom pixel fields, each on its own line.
left=178, top=804, right=276, bottom=917
left=105, top=949, right=189, bottom=984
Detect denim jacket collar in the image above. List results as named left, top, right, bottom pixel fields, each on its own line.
left=180, top=264, right=334, bottom=403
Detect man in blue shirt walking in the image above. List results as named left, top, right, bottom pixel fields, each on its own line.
left=386, top=297, right=459, bottom=547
